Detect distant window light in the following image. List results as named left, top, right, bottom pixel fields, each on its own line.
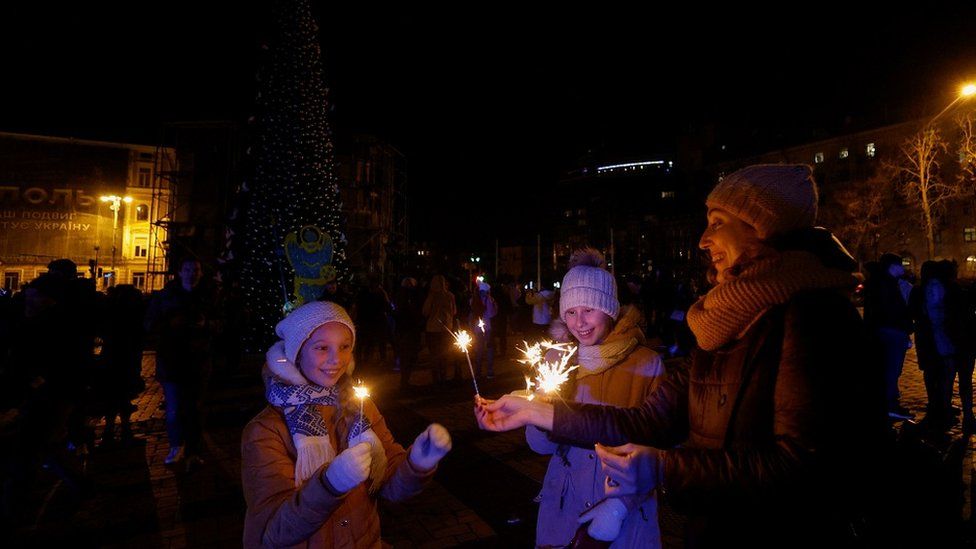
left=577, top=219, right=587, bottom=227
left=968, top=256, right=976, bottom=273
left=564, top=210, right=573, bottom=218
left=596, top=160, right=664, bottom=173
left=135, top=204, right=149, bottom=221
left=577, top=209, right=586, bottom=216
left=138, top=167, right=152, bottom=187
left=866, top=143, right=876, bottom=158
left=4, top=271, right=20, bottom=292
left=965, top=227, right=976, bottom=242
left=661, top=191, right=676, bottom=199
left=814, top=152, right=825, bottom=164
left=839, top=148, right=849, bottom=159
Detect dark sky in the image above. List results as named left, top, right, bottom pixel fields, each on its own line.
left=2, top=2, right=975, bottom=247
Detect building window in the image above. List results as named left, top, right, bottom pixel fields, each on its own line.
left=814, top=152, right=824, bottom=164
left=138, top=167, right=152, bottom=187
left=965, top=227, right=976, bottom=242
left=661, top=191, right=676, bottom=199
left=135, top=204, right=149, bottom=221
left=132, top=272, right=146, bottom=289
left=839, top=148, right=849, bottom=159
left=134, top=236, right=149, bottom=257
left=139, top=152, right=153, bottom=160
left=866, top=143, right=876, bottom=158
left=3, top=272, right=19, bottom=292
left=968, top=256, right=976, bottom=274
left=564, top=209, right=573, bottom=218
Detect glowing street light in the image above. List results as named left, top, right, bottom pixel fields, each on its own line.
left=927, top=81, right=976, bottom=127
left=100, top=195, right=133, bottom=286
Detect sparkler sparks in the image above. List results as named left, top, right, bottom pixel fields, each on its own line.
left=517, top=340, right=578, bottom=398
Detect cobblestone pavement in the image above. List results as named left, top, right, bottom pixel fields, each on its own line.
left=10, top=339, right=976, bottom=548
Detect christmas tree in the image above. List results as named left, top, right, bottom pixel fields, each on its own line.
left=236, top=0, right=347, bottom=352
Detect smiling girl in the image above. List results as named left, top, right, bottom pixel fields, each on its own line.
left=526, top=248, right=665, bottom=548
left=242, top=301, right=451, bottom=548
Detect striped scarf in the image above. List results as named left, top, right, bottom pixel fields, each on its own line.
left=687, top=251, right=857, bottom=351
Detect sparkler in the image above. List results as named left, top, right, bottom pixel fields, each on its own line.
left=353, top=379, right=370, bottom=427
left=517, top=340, right=578, bottom=399
left=439, top=320, right=480, bottom=396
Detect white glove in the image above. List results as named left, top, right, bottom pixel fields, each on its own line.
left=408, top=423, right=452, bottom=471
left=577, top=498, right=628, bottom=542
left=349, top=429, right=388, bottom=494
left=324, top=442, right=371, bottom=493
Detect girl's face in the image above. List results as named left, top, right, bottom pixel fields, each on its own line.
left=698, top=208, right=761, bottom=284
left=564, top=306, right=613, bottom=346
left=297, top=322, right=354, bottom=387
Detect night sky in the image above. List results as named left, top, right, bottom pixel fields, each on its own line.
left=2, top=2, right=975, bottom=248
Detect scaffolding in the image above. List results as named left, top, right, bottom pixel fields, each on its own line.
left=146, top=126, right=187, bottom=292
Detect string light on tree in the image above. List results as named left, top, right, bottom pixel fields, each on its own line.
left=234, top=0, right=348, bottom=351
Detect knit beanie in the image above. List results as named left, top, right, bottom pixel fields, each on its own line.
left=559, top=248, right=620, bottom=321
left=275, top=301, right=357, bottom=365
left=706, top=164, right=818, bottom=239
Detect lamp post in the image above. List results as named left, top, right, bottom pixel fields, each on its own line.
left=100, top=195, right=132, bottom=286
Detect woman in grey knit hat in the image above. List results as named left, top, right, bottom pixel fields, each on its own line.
left=476, top=165, right=888, bottom=547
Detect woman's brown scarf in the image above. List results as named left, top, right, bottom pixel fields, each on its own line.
left=687, top=251, right=857, bottom=351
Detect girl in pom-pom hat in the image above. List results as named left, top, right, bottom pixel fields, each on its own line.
left=242, top=301, right=452, bottom=548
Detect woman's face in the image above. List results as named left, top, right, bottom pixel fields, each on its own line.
left=564, top=306, right=613, bottom=346
left=698, top=208, right=760, bottom=284
left=297, top=322, right=354, bottom=387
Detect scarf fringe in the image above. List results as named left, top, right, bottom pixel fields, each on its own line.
left=294, top=435, right=337, bottom=487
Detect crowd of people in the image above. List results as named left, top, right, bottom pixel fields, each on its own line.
left=3, top=163, right=975, bottom=546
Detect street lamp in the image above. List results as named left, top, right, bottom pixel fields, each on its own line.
left=926, top=81, right=976, bottom=127
left=100, top=194, right=132, bottom=286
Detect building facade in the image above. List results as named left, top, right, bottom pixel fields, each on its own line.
left=0, top=132, right=174, bottom=292
left=717, top=117, right=976, bottom=275
left=551, top=157, right=704, bottom=277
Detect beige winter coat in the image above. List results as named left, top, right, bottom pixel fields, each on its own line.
left=242, top=400, right=434, bottom=548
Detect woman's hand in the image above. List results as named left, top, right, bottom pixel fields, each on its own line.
left=473, top=394, right=554, bottom=432
left=596, top=443, right=662, bottom=497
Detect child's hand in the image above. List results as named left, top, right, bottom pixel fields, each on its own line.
left=409, top=423, right=452, bottom=471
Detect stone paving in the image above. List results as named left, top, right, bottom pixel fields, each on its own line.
left=8, top=338, right=976, bottom=548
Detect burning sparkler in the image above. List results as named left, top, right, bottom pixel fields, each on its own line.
left=438, top=320, right=480, bottom=397
left=517, top=340, right=578, bottom=399
left=353, top=379, right=370, bottom=427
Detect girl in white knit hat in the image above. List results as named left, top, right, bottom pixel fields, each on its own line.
left=526, top=248, right=665, bottom=548
left=477, top=165, right=887, bottom=547
left=241, top=301, right=451, bottom=548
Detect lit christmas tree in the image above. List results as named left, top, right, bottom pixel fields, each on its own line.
left=236, top=0, right=347, bottom=352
